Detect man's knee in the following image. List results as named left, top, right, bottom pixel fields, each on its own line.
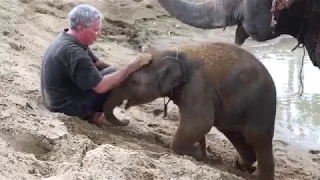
left=100, top=67, right=117, bottom=76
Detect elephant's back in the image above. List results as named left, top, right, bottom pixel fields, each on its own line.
left=173, top=42, right=265, bottom=85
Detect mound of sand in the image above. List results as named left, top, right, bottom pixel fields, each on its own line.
left=0, top=0, right=320, bottom=179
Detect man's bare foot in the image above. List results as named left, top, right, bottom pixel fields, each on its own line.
left=87, top=112, right=107, bottom=127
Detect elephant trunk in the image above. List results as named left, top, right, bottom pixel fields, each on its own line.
left=303, top=21, right=320, bottom=68
left=157, top=0, right=242, bottom=29
left=305, top=0, right=320, bottom=68
left=276, top=0, right=320, bottom=69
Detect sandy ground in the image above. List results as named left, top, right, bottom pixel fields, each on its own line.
left=1, top=0, right=320, bottom=179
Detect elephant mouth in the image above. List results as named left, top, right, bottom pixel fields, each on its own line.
left=124, top=99, right=139, bottom=110
left=124, top=100, right=133, bottom=110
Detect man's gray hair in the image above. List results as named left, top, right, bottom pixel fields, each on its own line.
left=68, top=4, right=103, bottom=30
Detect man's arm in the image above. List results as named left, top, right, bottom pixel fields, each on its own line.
left=68, top=53, right=150, bottom=94
left=93, top=54, right=151, bottom=94
left=87, top=47, right=99, bottom=62
left=87, top=48, right=112, bottom=70
left=94, top=59, right=111, bottom=70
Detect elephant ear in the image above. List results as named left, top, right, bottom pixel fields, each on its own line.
left=158, top=52, right=188, bottom=95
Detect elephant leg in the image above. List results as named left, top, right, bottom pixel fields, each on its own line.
left=105, top=110, right=130, bottom=126
left=219, top=129, right=256, bottom=173
left=103, top=95, right=130, bottom=126
left=235, top=24, right=250, bottom=45
left=244, top=128, right=275, bottom=180
left=242, top=0, right=280, bottom=42
left=198, top=136, right=207, bottom=158
left=170, top=119, right=211, bottom=161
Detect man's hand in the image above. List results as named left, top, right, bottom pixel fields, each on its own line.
left=129, top=53, right=152, bottom=72
left=136, top=53, right=152, bottom=67
left=141, top=44, right=158, bottom=54
left=93, top=54, right=152, bottom=94
left=95, top=59, right=111, bottom=70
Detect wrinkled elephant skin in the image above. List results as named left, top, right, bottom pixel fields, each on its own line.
left=156, top=0, right=320, bottom=69
left=106, top=42, right=277, bottom=180
left=156, top=0, right=277, bottom=44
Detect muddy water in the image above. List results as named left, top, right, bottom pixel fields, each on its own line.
left=147, top=30, right=320, bottom=150
left=248, top=37, right=320, bottom=150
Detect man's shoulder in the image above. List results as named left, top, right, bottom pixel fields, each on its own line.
left=45, top=31, right=89, bottom=63
left=53, top=32, right=84, bottom=53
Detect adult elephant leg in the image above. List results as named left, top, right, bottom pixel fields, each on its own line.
left=235, top=24, right=250, bottom=45
left=242, top=0, right=279, bottom=42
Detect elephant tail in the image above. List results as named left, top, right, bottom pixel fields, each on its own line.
left=156, top=0, right=243, bottom=29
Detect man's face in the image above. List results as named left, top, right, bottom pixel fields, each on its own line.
left=77, top=19, right=102, bottom=45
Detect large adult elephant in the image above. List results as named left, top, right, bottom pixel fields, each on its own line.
left=156, top=0, right=320, bottom=68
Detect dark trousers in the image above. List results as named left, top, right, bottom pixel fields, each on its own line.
left=79, top=67, right=117, bottom=116
left=59, top=67, right=117, bottom=119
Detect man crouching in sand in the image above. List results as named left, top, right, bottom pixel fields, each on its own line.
left=40, top=4, right=151, bottom=127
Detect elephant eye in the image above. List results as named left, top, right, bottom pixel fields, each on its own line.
left=131, top=79, right=138, bottom=84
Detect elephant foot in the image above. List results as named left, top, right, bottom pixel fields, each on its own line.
left=252, top=168, right=274, bottom=180
left=172, top=142, right=205, bottom=161
left=171, top=139, right=207, bottom=161
left=232, top=155, right=256, bottom=173
left=105, top=114, right=130, bottom=126
left=170, top=118, right=211, bottom=161
left=191, top=142, right=207, bottom=161
left=243, top=129, right=275, bottom=180
left=252, top=168, right=260, bottom=178
left=108, top=118, right=130, bottom=126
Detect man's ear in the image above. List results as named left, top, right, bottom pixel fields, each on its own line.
left=76, top=24, right=84, bottom=33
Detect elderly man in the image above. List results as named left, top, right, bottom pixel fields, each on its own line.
left=40, top=4, right=151, bottom=127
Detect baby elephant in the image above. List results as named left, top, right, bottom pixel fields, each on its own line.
left=103, top=42, right=277, bottom=180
